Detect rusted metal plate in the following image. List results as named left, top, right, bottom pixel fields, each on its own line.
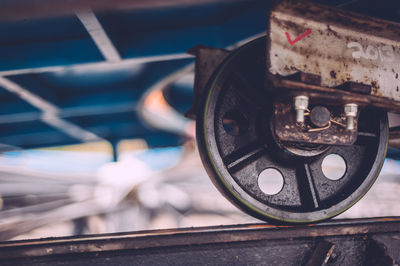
left=272, top=79, right=400, bottom=112
left=268, top=0, right=400, bottom=102
left=273, top=97, right=357, bottom=145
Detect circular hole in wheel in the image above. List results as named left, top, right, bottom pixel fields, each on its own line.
left=258, top=168, right=284, bottom=195
left=222, top=110, right=248, bottom=136
left=321, top=154, right=347, bottom=181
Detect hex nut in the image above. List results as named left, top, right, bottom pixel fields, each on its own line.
left=294, top=96, right=309, bottom=110
left=344, top=103, right=357, bottom=117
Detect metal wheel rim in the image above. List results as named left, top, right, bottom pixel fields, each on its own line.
left=196, top=37, right=389, bottom=223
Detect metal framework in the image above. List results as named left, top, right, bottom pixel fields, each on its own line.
left=0, top=0, right=267, bottom=149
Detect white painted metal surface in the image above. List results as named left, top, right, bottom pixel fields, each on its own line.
left=268, top=0, right=400, bottom=101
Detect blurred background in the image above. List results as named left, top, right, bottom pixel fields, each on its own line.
left=0, top=0, right=399, bottom=241
left=0, top=140, right=399, bottom=241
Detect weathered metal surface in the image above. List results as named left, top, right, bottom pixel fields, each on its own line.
left=273, top=97, right=357, bottom=145
left=0, top=217, right=399, bottom=265
left=268, top=0, right=400, bottom=102
left=186, top=45, right=230, bottom=119
left=272, top=79, right=400, bottom=112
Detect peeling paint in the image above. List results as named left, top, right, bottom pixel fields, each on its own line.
left=268, top=0, right=400, bottom=101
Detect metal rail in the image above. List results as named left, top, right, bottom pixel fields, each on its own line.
left=0, top=217, right=399, bottom=265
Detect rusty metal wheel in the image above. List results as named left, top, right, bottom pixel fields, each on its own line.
left=196, top=37, right=389, bottom=224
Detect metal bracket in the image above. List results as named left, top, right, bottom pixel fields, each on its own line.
left=185, top=45, right=230, bottom=119
left=273, top=96, right=357, bottom=145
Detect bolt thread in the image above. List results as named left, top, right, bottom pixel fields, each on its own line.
left=296, top=110, right=305, bottom=123
left=347, top=116, right=354, bottom=130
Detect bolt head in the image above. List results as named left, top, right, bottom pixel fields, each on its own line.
left=294, top=96, right=309, bottom=110
left=344, top=103, right=357, bottom=117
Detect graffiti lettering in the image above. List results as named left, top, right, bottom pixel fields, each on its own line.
left=347, top=42, right=394, bottom=62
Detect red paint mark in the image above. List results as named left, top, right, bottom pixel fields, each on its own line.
left=285, top=29, right=312, bottom=45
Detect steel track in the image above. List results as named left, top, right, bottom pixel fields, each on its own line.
left=0, top=217, right=399, bottom=265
